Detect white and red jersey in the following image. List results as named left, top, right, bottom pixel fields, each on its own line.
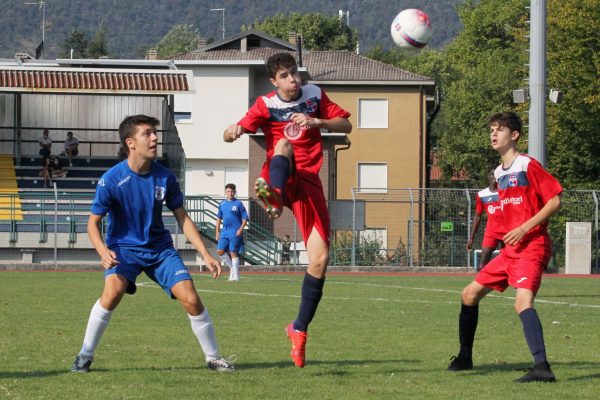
left=475, top=187, right=504, bottom=239
left=494, top=154, right=562, bottom=255
left=238, top=84, right=351, bottom=174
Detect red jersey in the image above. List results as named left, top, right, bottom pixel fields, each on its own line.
left=238, top=84, right=351, bottom=174
left=494, top=154, right=562, bottom=256
left=475, top=187, right=504, bottom=239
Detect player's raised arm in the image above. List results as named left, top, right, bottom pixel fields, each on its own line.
left=223, top=124, right=247, bottom=143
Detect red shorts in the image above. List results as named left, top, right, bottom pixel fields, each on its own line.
left=260, top=167, right=330, bottom=246
left=475, top=245, right=551, bottom=295
left=481, top=235, right=502, bottom=249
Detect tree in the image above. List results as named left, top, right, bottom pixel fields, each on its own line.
left=157, top=24, right=202, bottom=59
left=247, top=13, right=358, bottom=51
left=60, top=28, right=88, bottom=58
left=86, top=23, right=110, bottom=58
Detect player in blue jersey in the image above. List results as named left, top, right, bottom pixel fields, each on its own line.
left=71, top=115, right=234, bottom=373
left=215, top=183, right=248, bottom=281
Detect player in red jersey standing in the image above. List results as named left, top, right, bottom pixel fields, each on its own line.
left=224, top=52, right=352, bottom=367
left=448, top=112, right=562, bottom=382
left=467, top=170, right=505, bottom=271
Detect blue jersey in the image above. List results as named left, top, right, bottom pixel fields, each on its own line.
left=217, top=199, right=248, bottom=238
left=91, top=160, right=184, bottom=250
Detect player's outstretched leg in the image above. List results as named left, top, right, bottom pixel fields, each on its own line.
left=255, top=177, right=282, bottom=219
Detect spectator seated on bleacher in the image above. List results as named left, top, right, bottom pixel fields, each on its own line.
left=50, top=157, right=68, bottom=178
left=39, top=129, right=52, bottom=158
left=38, top=156, right=52, bottom=188
left=63, top=131, right=79, bottom=167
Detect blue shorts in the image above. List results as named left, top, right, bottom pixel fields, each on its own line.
left=217, top=235, right=244, bottom=253
left=105, top=247, right=192, bottom=299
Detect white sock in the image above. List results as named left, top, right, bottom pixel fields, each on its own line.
left=220, top=253, right=233, bottom=269
left=188, top=309, right=220, bottom=362
left=80, top=299, right=112, bottom=358
left=232, top=257, right=240, bottom=278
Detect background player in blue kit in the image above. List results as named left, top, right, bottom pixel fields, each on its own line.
left=71, top=115, right=234, bottom=373
left=215, top=183, right=248, bottom=281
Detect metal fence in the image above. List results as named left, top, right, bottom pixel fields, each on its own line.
left=0, top=188, right=597, bottom=269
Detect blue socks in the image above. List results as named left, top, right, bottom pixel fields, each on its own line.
left=269, top=155, right=290, bottom=194
left=293, top=273, right=325, bottom=332
left=519, top=308, right=547, bottom=364
left=458, top=303, right=478, bottom=359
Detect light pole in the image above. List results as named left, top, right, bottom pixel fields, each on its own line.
left=25, top=0, right=46, bottom=59
left=210, top=8, right=225, bottom=40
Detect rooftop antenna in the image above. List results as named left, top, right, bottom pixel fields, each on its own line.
left=210, top=8, right=226, bottom=39
left=25, top=0, right=46, bottom=59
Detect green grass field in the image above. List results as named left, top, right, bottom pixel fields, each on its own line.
left=1, top=271, right=599, bottom=399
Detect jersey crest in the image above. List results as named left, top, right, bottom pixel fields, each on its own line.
left=155, top=186, right=166, bottom=201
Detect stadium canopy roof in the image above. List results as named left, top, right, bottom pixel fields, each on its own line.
left=0, top=59, right=193, bottom=95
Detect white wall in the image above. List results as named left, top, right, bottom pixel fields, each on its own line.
left=185, top=158, right=248, bottom=197
left=176, top=66, right=251, bottom=160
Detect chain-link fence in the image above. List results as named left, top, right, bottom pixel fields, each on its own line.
left=0, top=188, right=597, bottom=269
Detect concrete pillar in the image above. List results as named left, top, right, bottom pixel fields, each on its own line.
left=565, top=222, right=591, bottom=274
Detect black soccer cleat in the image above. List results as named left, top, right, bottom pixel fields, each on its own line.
left=515, top=361, right=556, bottom=383
left=447, top=355, right=473, bottom=371
left=71, top=354, right=93, bottom=373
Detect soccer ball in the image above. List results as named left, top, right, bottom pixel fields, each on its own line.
left=390, top=9, right=432, bottom=49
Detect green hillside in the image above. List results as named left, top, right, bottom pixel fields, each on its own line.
left=1, top=0, right=462, bottom=59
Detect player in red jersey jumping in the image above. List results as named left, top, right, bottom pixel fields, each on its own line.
left=448, top=112, right=562, bottom=383
left=224, top=52, right=352, bottom=367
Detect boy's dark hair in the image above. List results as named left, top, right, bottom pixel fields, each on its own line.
left=118, top=115, right=159, bottom=155
left=225, top=183, right=236, bottom=191
left=266, top=52, right=297, bottom=79
left=488, top=112, right=522, bottom=138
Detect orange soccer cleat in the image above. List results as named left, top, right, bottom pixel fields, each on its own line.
left=286, top=323, right=307, bottom=368
left=255, top=177, right=282, bottom=219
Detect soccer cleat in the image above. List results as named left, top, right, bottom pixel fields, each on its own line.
left=447, top=355, right=473, bottom=371
left=515, top=361, right=556, bottom=383
left=207, top=357, right=236, bottom=372
left=71, top=354, right=93, bottom=373
left=286, top=323, right=307, bottom=368
left=255, top=177, right=282, bottom=220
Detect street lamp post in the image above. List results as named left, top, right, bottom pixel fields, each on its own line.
left=25, top=0, right=46, bottom=59
left=210, top=8, right=225, bottom=40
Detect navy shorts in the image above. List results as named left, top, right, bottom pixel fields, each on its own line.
left=105, top=247, right=192, bottom=299
left=217, top=235, right=244, bottom=253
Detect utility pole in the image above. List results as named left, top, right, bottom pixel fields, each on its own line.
left=210, top=8, right=225, bottom=39
left=25, top=0, right=47, bottom=59
left=528, top=0, right=547, bottom=167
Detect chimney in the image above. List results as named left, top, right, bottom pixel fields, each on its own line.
left=146, top=48, right=158, bottom=60
left=296, top=35, right=303, bottom=68
left=241, top=37, right=247, bottom=53
left=288, top=31, right=297, bottom=46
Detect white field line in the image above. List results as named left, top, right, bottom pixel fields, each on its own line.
left=137, top=276, right=600, bottom=309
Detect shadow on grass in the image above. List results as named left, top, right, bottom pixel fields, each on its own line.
left=454, top=360, right=600, bottom=381
left=0, top=370, right=73, bottom=379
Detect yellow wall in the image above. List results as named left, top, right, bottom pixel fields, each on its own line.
left=320, top=85, right=427, bottom=253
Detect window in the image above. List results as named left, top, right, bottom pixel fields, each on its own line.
left=358, top=163, right=387, bottom=193
left=174, top=94, right=192, bottom=123
left=358, top=98, right=388, bottom=128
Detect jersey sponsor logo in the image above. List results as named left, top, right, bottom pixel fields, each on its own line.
left=487, top=204, right=498, bottom=214
left=502, top=196, right=523, bottom=206
left=155, top=186, right=166, bottom=201
left=283, top=122, right=305, bottom=141
left=98, top=179, right=105, bottom=187
left=118, top=175, right=130, bottom=187
left=517, top=276, right=528, bottom=284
